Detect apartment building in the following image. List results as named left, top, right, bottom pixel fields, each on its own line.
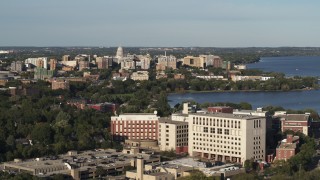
left=156, top=55, right=177, bottom=70
left=188, top=113, right=266, bottom=164
left=158, top=118, right=188, bottom=153
left=130, top=71, right=149, bottom=81
left=182, top=56, right=206, bottom=68
left=111, top=113, right=159, bottom=141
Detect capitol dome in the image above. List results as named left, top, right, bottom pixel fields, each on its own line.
left=116, top=46, right=124, bottom=59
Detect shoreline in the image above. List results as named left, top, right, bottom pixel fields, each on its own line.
left=168, top=88, right=317, bottom=95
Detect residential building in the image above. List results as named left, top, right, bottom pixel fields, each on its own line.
left=200, top=55, right=223, bottom=68
left=182, top=56, right=206, bottom=68
left=188, top=113, right=266, bottom=163
left=34, top=68, right=54, bottom=80
left=208, top=106, right=233, bottom=114
left=156, top=55, right=177, bottom=70
left=10, top=61, right=23, bottom=72
left=275, top=134, right=299, bottom=161
left=51, top=79, right=70, bottom=90
left=158, top=118, right=188, bottom=153
left=96, top=57, right=112, bottom=69
left=111, top=113, right=160, bottom=141
left=130, top=71, right=149, bottom=81
left=49, top=59, right=57, bottom=70
left=25, top=57, right=48, bottom=69
left=78, top=61, right=89, bottom=71
left=137, top=55, right=151, bottom=70
left=279, top=114, right=311, bottom=136
left=62, top=55, right=70, bottom=61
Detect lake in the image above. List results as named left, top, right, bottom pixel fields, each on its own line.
left=168, top=56, right=320, bottom=112
left=247, top=56, right=320, bottom=77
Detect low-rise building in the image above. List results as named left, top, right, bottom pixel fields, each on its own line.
left=130, top=71, right=149, bottom=81
left=208, top=106, right=233, bottom=114
left=3, top=149, right=160, bottom=180
left=279, top=114, right=311, bottom=136
left=126, top=157, right=192, bottom=180
left=275, top=134, right=299, bottom=161
left=87, top=102, right=118, bottom=113
left=51, top=79, right=70, bottom=90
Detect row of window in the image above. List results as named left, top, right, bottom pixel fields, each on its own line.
left=193, top=133, right=241, bottom=140
left=193, top=142, right=241, bottom=150
left=193, top=146, right=242, bottom=155
left=192, top=117, right=241, bottom=129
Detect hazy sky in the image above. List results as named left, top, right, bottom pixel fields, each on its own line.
left=1, top=0, right=320, bottom=47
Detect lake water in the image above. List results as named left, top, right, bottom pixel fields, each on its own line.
left=247, top=56, right=320, bottom=77
left=168, top=56, right=320, bottom=112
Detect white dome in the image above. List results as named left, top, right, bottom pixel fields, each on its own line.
left=116, top=46, right=124, bottom=58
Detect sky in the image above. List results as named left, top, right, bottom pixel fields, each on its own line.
left=1, top=0, right=320, bottom=47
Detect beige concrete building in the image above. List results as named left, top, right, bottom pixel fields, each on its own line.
left=51, top=79, right=70, bottom=90
left=158, top=118, right=188, bottom=153
left=182, top=56, right=206, bottom=68
left=130, top=71, right=149, bottom=81
left=156, top=55, right=177, bottom=71
left=188, top=113, right=266, bottom=164
left=96, top=57, right=112, bottom=69
left=126, top=157, right=192, bottom=180
left=3, top=149, right=160, bottom=180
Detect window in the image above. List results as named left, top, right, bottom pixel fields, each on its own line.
left=210, top=128, right=215, bottom=133
left=217, top=128, right=222, bottom=134
left=204, top=127, right=208, bottom=133
left=224, top=129, right=229, bottom=135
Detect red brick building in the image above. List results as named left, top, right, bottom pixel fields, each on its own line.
left=207, top=106, right=233, bottom=114
left=87, top=102, right=118, bottom=114
left=275, top=134, right=299, bottom=161
left=111, top=113, right=159, bottom=141
left=280, top=114, right=311, bottom=136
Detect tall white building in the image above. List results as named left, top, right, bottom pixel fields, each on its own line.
left=25, top=57, right=48, bottom=69
left=188, top=113, right=266, bottom=164
left=115, top=46, right=124, bottom=64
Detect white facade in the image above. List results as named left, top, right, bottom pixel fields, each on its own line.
left=188, top=113, right=266, bottom=164
left=130, top=71, right=149, bottom=81
left=25, top=57, right=48, bottom=69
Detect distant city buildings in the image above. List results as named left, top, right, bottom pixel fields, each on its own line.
left=10, top=61, right=23, bottom=72
left=182, top=56, right=206, bottom=68
left=95, top=57, right=112, bottom=69
left=78, top=60, right=89, bottom=71
left=156, top=55, right=177, bottom=71
left=51, top=79, right=69, bottom=90
left=34, top=68, right=54, bottom=80
left=25, top=57, right=48, bottom=69
left=49, top=59, right=57, bottom=70
left=130, top=71, right=149, bottom=81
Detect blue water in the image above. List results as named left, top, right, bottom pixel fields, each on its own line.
left=168, top=90, right=320, bottom=112
left=247, top=56, right=320, bottom=77
left=168, top=56, right=320, bottom=112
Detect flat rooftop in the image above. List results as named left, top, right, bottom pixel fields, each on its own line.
left=189, top=112, right=263, bottom=120
left=159, top=118, right=188, bottom=125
